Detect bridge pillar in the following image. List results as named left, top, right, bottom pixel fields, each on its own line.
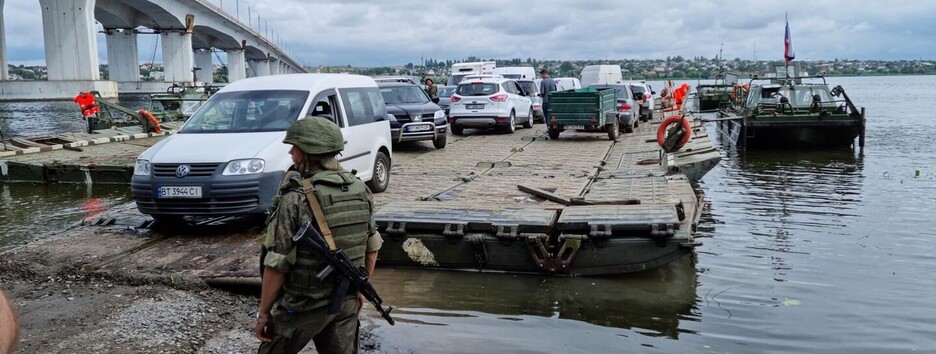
left=194, top=48, right=213, bottom=83
left=251, top=59, right=270, bottom=76
left=226, top=49, right=246, bottom=82
left=268, top=58, right=279, bottom=75
left=161, top=31, right=194, bottom=83
left=0, top=0, right=7, bottom=80
left=105, top=29, right=139, bottom=82
left=39, top=0, right=100, bottom=80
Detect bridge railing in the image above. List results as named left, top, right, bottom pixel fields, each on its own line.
left=203, top=0, right=296, bottom=59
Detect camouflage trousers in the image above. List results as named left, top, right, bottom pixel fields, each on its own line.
left=258, top=298, right=360, bottom=354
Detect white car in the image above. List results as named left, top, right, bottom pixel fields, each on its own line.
left=448, top=78, right=534, bottom=135
left=130, top=74, right=393, bottom=220
left=628, top=82, right=656, bottom=121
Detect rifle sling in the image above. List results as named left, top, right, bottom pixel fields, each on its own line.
left=301, top=179, right=337, bottom=251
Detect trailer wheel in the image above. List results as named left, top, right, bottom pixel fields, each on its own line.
left=548, top=127, right=560, bottom=140
left=607, top=120, right=620, bottom=140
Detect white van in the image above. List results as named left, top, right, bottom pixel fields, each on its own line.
left=580, top=65, right=623, bottom=87
left=554, top=77, right=582, bottom=91
left=494, top=67, right=536, bottom=80
left=130, top=74, right=393, bottom=220
left=448, top=61, right=497, bottom=86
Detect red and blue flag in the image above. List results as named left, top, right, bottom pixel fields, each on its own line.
left=784, top=16, right=795, bottom=64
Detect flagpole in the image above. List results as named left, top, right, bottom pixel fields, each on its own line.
left=785, top=12, right=790, bottom=79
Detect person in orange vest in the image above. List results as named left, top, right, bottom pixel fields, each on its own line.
left=73, top=92, right=99, bottom=134
left=672, top=84, right=686, bottom=110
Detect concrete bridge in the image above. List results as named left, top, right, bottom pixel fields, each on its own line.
left=0, top=0, right=308, bottom=101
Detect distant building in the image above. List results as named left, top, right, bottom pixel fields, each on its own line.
left=149, top=71, right=165, bottom=80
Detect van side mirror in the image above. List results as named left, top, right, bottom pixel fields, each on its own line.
left=651, top=91, right=657, bottom=95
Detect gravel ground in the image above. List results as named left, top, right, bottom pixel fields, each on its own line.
left=0, top=271, right=381, bottom=354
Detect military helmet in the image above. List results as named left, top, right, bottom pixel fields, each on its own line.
left=283, top=117, right=344, bottom=155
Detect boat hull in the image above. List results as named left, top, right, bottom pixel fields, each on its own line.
left=717, top=117, right=862, bottom=148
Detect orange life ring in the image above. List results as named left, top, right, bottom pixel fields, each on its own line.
left=138, top=109, right=162, bottom=133
left=656, top=115, right=692, bottom=152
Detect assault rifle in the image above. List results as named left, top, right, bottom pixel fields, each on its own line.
left=292, top=221, right=395, bottom=325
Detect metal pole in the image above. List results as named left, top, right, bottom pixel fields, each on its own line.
left=219, top=0, right=223, bottom=11
left=248, top=6, right=251, bottom=28
left=236, top=0, right=240, bottom=22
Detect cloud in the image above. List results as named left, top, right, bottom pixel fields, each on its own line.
left=2, top=0, right=935, bottom=67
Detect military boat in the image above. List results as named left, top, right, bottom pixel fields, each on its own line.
left=695, top=73, right=741, bottom=112
left=715, top=74, right=865, bottom=149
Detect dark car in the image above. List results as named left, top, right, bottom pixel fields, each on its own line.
left=517, top=80, right=544, bottom=122
left=589, top=84, right=639, bottom=133
left=436, top=85, right=456, bottom=116
left=378, top=82, right=449, bottom=149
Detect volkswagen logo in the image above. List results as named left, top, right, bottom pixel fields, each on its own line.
left=175, top=165, right=191, bottom=178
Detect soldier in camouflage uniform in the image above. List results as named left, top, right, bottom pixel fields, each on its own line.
left=255, top=117, right=383, bottom=354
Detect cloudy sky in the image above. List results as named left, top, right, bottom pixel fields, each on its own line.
left=4, top=0, right=935, bottom=67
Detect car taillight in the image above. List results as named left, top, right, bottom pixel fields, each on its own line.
left=619, top=104, right=631, bottom=111
left=644, top=93, right=651, bottom=100
left=451, top=95, right=461, bottom=102
left=490, top=94, right=508, bottom=102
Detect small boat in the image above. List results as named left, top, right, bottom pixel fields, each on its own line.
left=695, top=73, right=741, bottom=112
left=715, top=73, right=866, bottom=149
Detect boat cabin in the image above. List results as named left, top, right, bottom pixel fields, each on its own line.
left=745, top=83, right=840, bottom=115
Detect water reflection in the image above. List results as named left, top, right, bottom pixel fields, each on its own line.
left=0, top=183, right=131, bottom=247
left=371, top=255, right=699, bottom=344
left=0, top=95, right=151, bottom=137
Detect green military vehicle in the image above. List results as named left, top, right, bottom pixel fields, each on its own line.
left=547, top=88, right=621, bottom=140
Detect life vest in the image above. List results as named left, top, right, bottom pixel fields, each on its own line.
left=73, top=92, right=99, bottom=117
left=279, top=170, right=373, bottom=301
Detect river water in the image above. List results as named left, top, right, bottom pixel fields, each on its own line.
left=2, top=76, right=935, bottom=353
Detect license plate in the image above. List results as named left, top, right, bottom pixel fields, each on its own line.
left=466, top=104, right=484, bottom=110
left=405, top=124, right=433, bottom=132
left=565, top=125, right=585, bottom=130
left=157, top=186, right=202, bottom=199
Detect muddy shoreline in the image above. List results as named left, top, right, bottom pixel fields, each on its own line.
left=1, top=258, right=381, bottom=354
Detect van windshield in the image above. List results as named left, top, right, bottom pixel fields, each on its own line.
left=179, top=90, right=309, bottom=134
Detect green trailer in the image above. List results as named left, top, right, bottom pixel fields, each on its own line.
left=547, top=88, right=620, bottom=140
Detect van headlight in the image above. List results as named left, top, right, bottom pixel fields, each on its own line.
left=223, top=159, right=265, bottom=175
left=134, top=159, right=152, bottom=176
left=433, top=110, right=445, bottom=119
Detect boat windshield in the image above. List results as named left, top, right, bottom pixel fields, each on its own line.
left=748, top=85, right=836, bottom=108
left=179, top=90, right=309, bottom=134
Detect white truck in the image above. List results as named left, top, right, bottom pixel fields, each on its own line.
left=494, top=67, right=537, bottom=80
left=448, top=61, right=497, bottom=86
left=580, top=65, right=624, bottom=87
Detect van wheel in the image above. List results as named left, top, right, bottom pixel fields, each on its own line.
left=504, top=111, right=516, bottom=134
left=451, top=125, right=464, bottom=135
left=366, top=152, right=390, bottom=193
left=433, top=133, right=447, bottom=149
